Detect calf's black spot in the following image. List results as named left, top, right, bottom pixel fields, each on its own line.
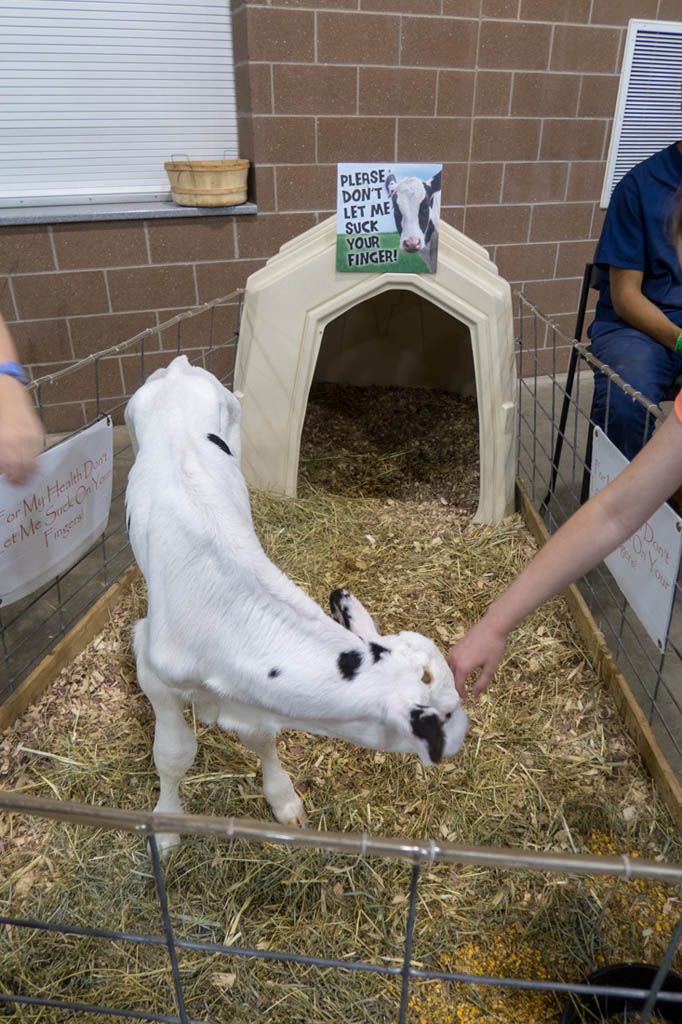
left=418, top=196, right=430, bottom=234
left=268, top=668, right=281, bottom=679
left=338, top=649, right=363, bottom=681
left=207, top=433, right=232, bottom=456
left=370, top=642, right=389, bottom=663
left=409, top=708, right=445, bottom=764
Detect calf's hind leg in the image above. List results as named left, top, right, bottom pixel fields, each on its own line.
left=238, top=728, right=306, bottom=825
left=135, top=625, right=197, bottom=855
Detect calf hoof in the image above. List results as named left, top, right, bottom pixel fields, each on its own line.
left=287, top=807, right=307, bottom=826
left=274, top=794, right=306, bottom=827
left=151, top=831, right=181, bottom=860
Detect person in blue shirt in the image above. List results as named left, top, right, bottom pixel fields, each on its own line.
left=588, top=141, right=682, bottom=460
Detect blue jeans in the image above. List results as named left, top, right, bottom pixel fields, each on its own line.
left=590, top=327, right=682, bottom=460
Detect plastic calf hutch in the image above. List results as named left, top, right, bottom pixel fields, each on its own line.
left=234, top=216, right=517, bottom=524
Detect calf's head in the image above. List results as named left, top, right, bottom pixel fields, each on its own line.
left=125, top=355, right=242, bottom=462
left=330, top=588, right=469, bottom=765
left=385, top=174, right=436, bottom=254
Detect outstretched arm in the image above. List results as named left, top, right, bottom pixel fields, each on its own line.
left=0, top=315, right=44, bottom=484
left=447, top=410, right=682, bottom=698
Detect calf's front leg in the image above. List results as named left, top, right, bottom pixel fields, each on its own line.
left=137, top=650, right=197, bottom=856
left=238, top=728, right=306, bottom=825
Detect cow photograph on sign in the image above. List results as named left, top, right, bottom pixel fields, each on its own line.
left=336, top=162, right=442, bottom=273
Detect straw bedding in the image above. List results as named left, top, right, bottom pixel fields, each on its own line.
left=1, top=383, right=681, bottom=1024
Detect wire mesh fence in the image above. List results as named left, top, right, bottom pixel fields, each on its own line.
left=517, top=291, right=682, bottom=787
left=3, top=790, right=682, bottom=1024
left=0, top=291, right=243, bottom=705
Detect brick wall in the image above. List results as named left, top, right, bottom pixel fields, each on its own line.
left=1, top=0, right=680, bottom=398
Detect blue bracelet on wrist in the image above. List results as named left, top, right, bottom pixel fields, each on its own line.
left=0, top=361, right=28, bottom=386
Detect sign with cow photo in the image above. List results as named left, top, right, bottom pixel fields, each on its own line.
left=336, top=162, right=442, bottom=274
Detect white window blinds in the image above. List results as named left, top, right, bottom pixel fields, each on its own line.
left=601, top=19, right=682, bottom=208
left=0, top=0, right=239, bottom=206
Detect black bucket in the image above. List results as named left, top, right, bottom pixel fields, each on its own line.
left=560, top=963, right=682, bottom=1023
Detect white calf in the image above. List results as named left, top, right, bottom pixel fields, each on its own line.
left=386, top=170, right=441, bottom=272
left=125, top=356, right=468, bottom=852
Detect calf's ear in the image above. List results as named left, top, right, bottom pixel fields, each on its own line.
left=329, top=589, right=380, bottom=640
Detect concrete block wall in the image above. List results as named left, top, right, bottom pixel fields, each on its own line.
left=1, top=0, right=679, bottom=406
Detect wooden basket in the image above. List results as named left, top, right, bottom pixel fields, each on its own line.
left=164, top=158, right=250, bottom=207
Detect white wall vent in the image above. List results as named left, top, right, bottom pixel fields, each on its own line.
left=601, top=19, right=682, bottom=209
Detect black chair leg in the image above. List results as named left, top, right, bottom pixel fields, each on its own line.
left=581, top=419, right=595, bottom=505
left=541, top=262, right=600, bottom=513
left=542, top=344, right=580, bottom=510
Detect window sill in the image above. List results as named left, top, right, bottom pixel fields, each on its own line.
left=0, top=199, right=257, bottom=227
